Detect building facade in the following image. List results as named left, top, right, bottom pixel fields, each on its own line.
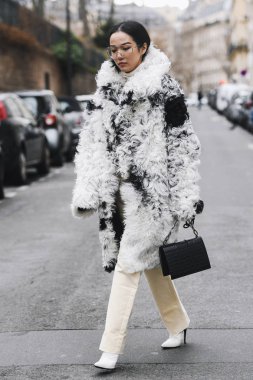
left=174, top=0, right=232, bottom=93
left=228, top=0, right=253, bottom=85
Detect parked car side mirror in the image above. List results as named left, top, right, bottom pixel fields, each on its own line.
left=63, top=106, right=74, bottom=114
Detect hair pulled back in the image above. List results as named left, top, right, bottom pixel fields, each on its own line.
left=108, top=20, right=151, bottom=70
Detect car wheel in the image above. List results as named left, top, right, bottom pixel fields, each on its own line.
left=11, top=150, right=27, bottom=186
left=0, top=185, right=4, bottom=200
left=53, top=150, right=64, bottom=167
left=0, top=156, right=4, bottom=199
left=0, top=176, right=4, bottom=200
left=65, top=143, right=75, bottom=162
left=37, top=144, right=50, bottom=175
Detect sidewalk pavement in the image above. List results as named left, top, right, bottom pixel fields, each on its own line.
left=0, top=328, right=252, bottom=379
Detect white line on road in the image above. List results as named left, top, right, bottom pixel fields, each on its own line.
left=248, top=143, right=253, bottom=150
left=18, top=186, right=29, bottom=191
left=5, top=191, right=17, bottom=198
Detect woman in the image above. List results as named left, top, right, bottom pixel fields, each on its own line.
left=71, top=21, right=203, bottom=370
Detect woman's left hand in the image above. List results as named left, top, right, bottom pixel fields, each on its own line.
left=104, top=258, right=117, bottom=273
left=194, top=200, right=204, bottom=214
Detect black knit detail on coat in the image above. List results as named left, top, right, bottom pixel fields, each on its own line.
left=164, top=94, right=189, bottom=128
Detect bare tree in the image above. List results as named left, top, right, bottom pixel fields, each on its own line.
left=79, top=0, right=90, bottom=37
left=109, top=0, right=115, bottom=20
left=31, top=0, right=45, bottom=17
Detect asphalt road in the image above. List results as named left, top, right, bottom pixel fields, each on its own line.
left=0, top=106, right=253, bottom=379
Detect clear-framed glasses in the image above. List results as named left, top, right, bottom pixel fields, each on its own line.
left=107, top=45, right=138, bottom=58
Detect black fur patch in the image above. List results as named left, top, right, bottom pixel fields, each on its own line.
left=126, top=165, right=150, bottom=205
left=86, top=100, right=102, bottom=113
left=111, top=190, right=125, bottom=249
left=164, top=94, right=189, bottom=128
left=120, top=91, right=134, bottom=106
left=101, top=84, right=119, bottom=104
left=101, top=201, right=107, bottom=210
left=99, top=218, right=107, bottom=231
left=148, top=92, right=163, bottom=107
left=176, top=130, right=188, bottom=139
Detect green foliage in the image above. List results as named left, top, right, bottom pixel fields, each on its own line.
left=93, top=18, right=116, bottom=48
left=51, top=40, right=84, bottom=68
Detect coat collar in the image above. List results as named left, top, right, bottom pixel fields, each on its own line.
left=95, top=43, right=171, bottom=97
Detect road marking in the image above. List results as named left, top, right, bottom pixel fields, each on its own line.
left=248, top=143, right=253, bottom=150
left=18, top=185, right=29, bottom=191
left=5, top=191, right=17, bottom=198
left=1, top=167, right=63, bottom=204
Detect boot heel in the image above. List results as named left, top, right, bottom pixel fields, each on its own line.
left=183, top=329, right=187, bottom=344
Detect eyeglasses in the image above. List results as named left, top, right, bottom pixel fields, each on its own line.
left=107, top=45, right=139, bottom=58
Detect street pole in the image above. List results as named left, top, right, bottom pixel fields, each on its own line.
left=66, top=0, right=72, bottom=96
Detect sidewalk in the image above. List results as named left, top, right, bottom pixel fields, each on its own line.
left=0, top=328, right=252, bottom=379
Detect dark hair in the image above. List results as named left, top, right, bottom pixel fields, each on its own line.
left=108, top=20, right=151, bottom=71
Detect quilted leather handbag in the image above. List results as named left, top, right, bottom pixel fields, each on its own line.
left=159, top=217, right=211, bottom=279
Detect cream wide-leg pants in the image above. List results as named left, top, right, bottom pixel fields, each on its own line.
left=99, top=259, right=190, bottom=354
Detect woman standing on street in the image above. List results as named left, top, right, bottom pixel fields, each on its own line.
left=71, top=20, right=203, bottom=371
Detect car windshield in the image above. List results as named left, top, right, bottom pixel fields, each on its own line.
left=59, top=99, right=82, bottom=112
left=21, top=96, right=50, bottom=118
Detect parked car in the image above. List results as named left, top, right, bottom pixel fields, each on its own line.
left=0, top=142, right=4, bottom=199
left=186, top=92, right=198, bottom=107
left=216, top=83, right=250, bottom=114
left=57, top=96, right=84, bottom=156
left=207, top=89, right=218, bottom=110
left=16, top=90, right=72, bottom=166
left=0, top=93, right=50, bottom=185
left=75, top=94, right=94, bottom=111
left=223, top=90, right=251, bottom=126
left=238, top=92, right=253, bottom=132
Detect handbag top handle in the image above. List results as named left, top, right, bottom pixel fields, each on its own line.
left=163, top=216, right=199, bottom=246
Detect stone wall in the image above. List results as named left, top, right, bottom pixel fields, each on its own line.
left=0, top=25, right=96, bottom=96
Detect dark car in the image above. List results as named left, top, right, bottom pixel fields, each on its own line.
left=235, top=91, right=253, bottom=132
left=0, top=93, right=50, bottom=185
left=207, top=89, right=218, bottom=110
left=57, top=96, right=84, bottom=157
left=16, top=90, right=72, bottom=166
left=0, top=142, right=4, bottom=199
left=224, top=90, right=251, bottom=126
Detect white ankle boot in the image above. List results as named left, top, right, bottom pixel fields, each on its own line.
left=94, top=352, right=119, bottom=370
left=161, top=329, right=187, bottom=349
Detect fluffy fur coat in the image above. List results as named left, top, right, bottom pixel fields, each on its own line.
left=71, top=43, right=201, bottom=273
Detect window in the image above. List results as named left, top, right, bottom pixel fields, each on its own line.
left=4, top=97, right=22, bottom=118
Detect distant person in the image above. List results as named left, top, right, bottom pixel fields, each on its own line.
left=71, top=20, right=203, bottom=371
left=197, top=88, right=203, bottom=109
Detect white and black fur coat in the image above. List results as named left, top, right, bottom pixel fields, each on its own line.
left=71, top=43, right=201, bottom=273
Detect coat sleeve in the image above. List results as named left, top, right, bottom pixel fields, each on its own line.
left=71, top=94, right=103, bottom=218
left=164, top=76, right=201, bottom=221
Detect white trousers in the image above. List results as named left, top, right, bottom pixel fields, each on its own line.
left=99, top=260, right=190, bottom=354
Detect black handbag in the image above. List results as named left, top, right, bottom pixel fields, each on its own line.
left=159, top=217, right=211, bottom=279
